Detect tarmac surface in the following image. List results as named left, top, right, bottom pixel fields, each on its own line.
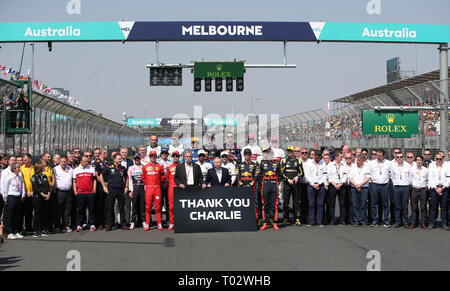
left=1, top=223, right=449, bottom=271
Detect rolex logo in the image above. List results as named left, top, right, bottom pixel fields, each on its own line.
left=216, top=64, right=223, bottom=71
left=386, top=113, right=395, bottom=124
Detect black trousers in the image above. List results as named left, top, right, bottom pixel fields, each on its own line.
left=343, top=184, right=352, bottom=224
left=48, top=189, right=57, bottom=230
left=33, top=195, right=49, bottom=233
left=132, top=185, right=146, bottom=225
left=161, top=182, right=170, bottom=223
left=5, top=196, right=21, bottom=234
left=283, top=181, right=300, bottom=221
left=76, top=193, right=95, bottom=227
left=0, top=197, right=4, bottom=221
left=328, top=184, right=346, bottom=224
left=20, top=196, right=33, bottom=232
left=297, top=183, right=308, bottom=224
left=105, top=187, right=126, bottom=227
left=262, top=183, right=279, bottom=223
left=56, top=189, right=73, bottom=228
left=95, top=186, right=106, bottom=227
left=70, top=193, right=77, bottom=229
left=411, top=188, right=427, bottom=225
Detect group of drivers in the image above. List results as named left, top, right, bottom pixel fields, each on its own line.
left=135, top=133, right=301, bottom=231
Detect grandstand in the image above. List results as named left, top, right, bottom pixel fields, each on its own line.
left=279, top=67, right=450, bottom=153
left=0, top=78, right=144, bottom=156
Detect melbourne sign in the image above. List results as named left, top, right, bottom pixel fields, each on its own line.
left=174, top=186, right=257, bottom=233
left=362, top=111, right=419, bottom=138
left=194, top=62, right=244, bottom=78
left=0, top=21, right=447, bottom=44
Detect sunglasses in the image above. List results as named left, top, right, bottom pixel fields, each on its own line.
left=198, top=154, right=206, bottom=157
left=436, top=158, right=443, bottom=161
left=407, top=156, right=413, bottom=159
left=301, top=152, right=308, bottom=154
left=85, top=155, right=92, bottom=157
left=345, top=157, right=352, bottom=160
left=74, top=151, right=80, bottom=153
left=172, top=155, right=180, bottom=158
left=397, top=156, right=404, bottom=159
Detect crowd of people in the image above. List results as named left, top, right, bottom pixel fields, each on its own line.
left=1, top=67, right=81, bottom=107
left=0, top=132, right=449, bottom=242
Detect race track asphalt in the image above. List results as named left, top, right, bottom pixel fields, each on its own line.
left=1, top=223, right=449, bottom=271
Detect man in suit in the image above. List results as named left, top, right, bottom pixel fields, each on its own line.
left=174, top=150, right=203, bottom=189
left=203, top=157, right=232, bottom=187
left=120, top=147, right=134, bottom=227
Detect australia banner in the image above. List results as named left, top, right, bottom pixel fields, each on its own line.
left=0, top=21, right=448, bottom=44
left=174, top=186, right=257, bottom=233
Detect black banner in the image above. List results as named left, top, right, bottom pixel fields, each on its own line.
left=174, top=186, right=257, bottom=233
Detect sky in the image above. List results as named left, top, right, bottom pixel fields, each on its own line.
left=0, top=0, right=449, bottom=124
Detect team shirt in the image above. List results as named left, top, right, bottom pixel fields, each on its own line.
left=54, top=165, right=73, bottom=191
left=73, top=165, right=96, bottom=194
left=390, top=162, right=412, bottom=186
left=20, top=164, right=35, bottom=193
left=304, top=159, right=328, bottom=186
left=326, top=160, right=347, bottom=185
left=348, top=163, right=371, bottom=188
left=427, top=163, right=450, bottom=189
left=368, top=159, right=391, bottom=184
left=410, top=165, right=428, bottom=189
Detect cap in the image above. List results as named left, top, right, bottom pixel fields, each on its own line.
left=198, top=149, right=206, bottom=155
left=160, top=147, right=169, bottom=154
left=271, top=137, right=279, bottom=142
left=192, top=137, right=200, bottom=143
left=220, top=151, right=229, bottom=157
left=262, top=147, right=271, bottom=152
left=134, top=154, right=141, bottom=160
left=149, top=150, right=158, bottom=156
left=172, top=151, right=180, bottom=156
left=287, top=146, right=295, bottom=151
left=243, top=149, right=252, bottom=156
left=248, top=134, right=255, bottom=139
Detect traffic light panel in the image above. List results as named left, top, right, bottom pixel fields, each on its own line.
left=226, top=78, right=233, bottom=91
left=150, top=67, right=182, bottom=86
left=236, top=77, right=244, bottom=91
left=194, top=78, right=201, bottom=92
left=205, top=78, right=212, bottom=91
left=215, top=78, right=222, bottom=91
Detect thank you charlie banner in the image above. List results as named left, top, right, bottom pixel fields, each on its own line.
left=174, top=186, right=257, bottom=233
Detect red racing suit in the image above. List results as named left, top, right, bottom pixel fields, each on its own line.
left=141, top=162, right=165, bottom=225
left=166, top=161, right=179, bottom=225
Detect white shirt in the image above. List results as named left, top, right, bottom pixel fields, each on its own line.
left=196, top=161, right=212, bottom=182
left=342, top=162, right=354, bottom=185
left=390, top=162, right=412, bottom=186
left=185, top=162, right=194, bottom=186
left=348, top=163, right=371, bottom=188
left=241, top=144, right=262, bottom=162
left=410, top=165, right=428, bottom=189
left=326, top=161, right=347, bottom=185
left=2, top=172, right=25, bottom=199
left=304, top=160, right=328, bottom=186
left=369, top=159, right=391, bottom=184
left=299, top=158, right=310, bottom=184
left=428, top=163, right=450, bottom=189
left=0, top=167, right=13, bottom=197
left=54, top=165, right=74, bottom=191
left=215, top=167, right=223, bottom=183
left=222, top=162, right=236, bottom=185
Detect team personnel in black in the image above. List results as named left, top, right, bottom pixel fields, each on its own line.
left=101, top=154, right=129, bottom=231
left=280, top=146, right=304, bottom=226
left=236, top=149, right=260, bottom=221
left=258, top=148, right=282, bottom=231
left=92, top=149, right=108, bottom=229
